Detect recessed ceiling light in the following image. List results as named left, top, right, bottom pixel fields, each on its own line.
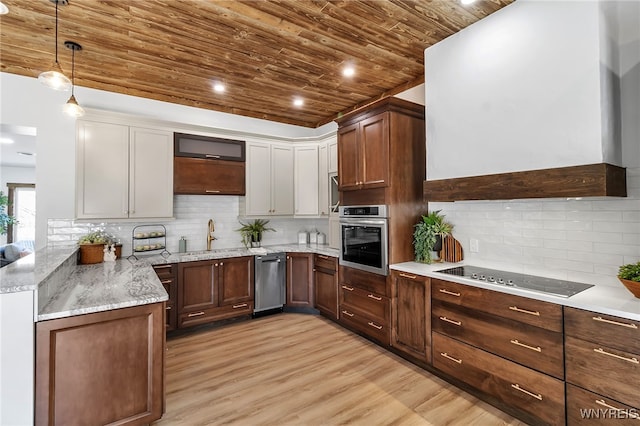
left=0, top=2, right=9, bottom=15
left=0, top=137, right=14, bottom=144
left=342, top=66, right=355, bottom=77
left=293, top=98, right=304, bottom=107
left=213, top=82, right=225, bottom=93
left=461, top=0, right=476, bottom=5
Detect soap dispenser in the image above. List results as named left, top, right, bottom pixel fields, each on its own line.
left=179, top=236, right=187, bottom=253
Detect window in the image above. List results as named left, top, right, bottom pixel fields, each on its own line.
left=7, top=183, right=35, bottom=244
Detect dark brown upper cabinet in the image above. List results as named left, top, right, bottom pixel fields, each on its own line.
left=174, top=132, right=245, bottom=161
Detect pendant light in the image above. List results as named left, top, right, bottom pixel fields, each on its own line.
left=38, top=0, right=71, bottom=91
left=63, top=41, right=84, bottom=117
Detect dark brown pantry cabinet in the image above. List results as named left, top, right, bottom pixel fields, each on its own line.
left=391, top=270, right=431, bottom=363
left=286, top=252, right=314, bottom=308
left=314, top=254, right=339, bottom=319
left=35, top=303, right=165, bottom=426
left=177, top=256, right=254, bottom=328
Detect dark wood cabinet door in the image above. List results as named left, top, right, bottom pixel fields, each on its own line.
left=359, top=112, right=389, bottom=189
left=153, top=263, right=177, bottom=331
left=178, top=260, right=217, bottom=312
left=337, top=123, right=360, bottom=190
left=218, top=256, right=254, bottom=306
left=391, top=271, right=431, bottom=363
left=174, top=157, right=245, bottom=195
left=286, top=252, right=314, bottom=307
left=35, top=303, right=165, bottom=426
left=314, top=267, right=338, bottom=319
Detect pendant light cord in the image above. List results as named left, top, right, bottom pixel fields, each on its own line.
left=54, top=0, right=59, bottom=64
left=71, top=47, right=75, bottom=95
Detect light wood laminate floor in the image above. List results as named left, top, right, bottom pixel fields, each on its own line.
left=154, top=313, right=529, bottom=426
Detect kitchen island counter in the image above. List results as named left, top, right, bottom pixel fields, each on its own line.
left=391, top=261, right=640, bottom=322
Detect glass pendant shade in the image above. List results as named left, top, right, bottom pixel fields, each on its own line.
left=64, top=94, right=84, bottom=117
left=38, top=61, right=72, bottom=91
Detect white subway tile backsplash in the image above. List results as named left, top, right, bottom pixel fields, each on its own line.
left=433, top=167, right=640, bottom=289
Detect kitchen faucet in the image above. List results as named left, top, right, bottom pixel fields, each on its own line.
left=207, top=219, right=217, bottom=251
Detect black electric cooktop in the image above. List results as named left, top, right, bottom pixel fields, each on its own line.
left=435, top=265, right=594, bottom=298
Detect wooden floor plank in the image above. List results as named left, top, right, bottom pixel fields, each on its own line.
left=154, top=314, right=529, bottom=425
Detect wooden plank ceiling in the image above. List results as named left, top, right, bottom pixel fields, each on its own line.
left=0, top=0, right=513, bottom=128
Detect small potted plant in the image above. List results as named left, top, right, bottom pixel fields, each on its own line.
left=618, top=261, right=640, bottom=298
left=78, top=230, right=115, bottom=264
left=236, top=218, right=275, bottom=248
left=0, top=190, right=17, bottom=236
left=413, top=210, right=454, bottom=264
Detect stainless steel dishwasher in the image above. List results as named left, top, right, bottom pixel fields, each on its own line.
left=254, top=252, right=286, bottom=313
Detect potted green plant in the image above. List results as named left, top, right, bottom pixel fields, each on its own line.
left=413, top=210, right=454, bottom=264
left=78, top=230, right=116, bottom=264
left=0, top=191, right=17, bottom=236
left=236, top=218, right=275, bottom=248
left=618, top=261, right=640, bottom=298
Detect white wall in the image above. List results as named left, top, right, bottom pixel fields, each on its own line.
left=394, top=84, right=425, bottom=106
left=1, top=166, right=35, bottom=191
left=424, top=0, right=613, bottom=180
left=0, top=73, right=337, bottom=250
left=425, top=0, right=640, bottom=290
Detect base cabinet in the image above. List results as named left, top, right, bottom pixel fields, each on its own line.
left=153, top=264, right=177, bottom=331
left=35, top=303, right=165, bottom=426
left=391, top=271, right=431, bottom=363
left=177, top=256, right=254, bottom=328
left=314, top=254, right=338, bottom=319
left=286, top=252, right=314, bottom=308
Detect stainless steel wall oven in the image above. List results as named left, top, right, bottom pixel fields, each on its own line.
left=339, top=205, right=388, bottom=275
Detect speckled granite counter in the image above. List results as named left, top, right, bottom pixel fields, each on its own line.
left=391, top=261, right=640, bottom=322
left=35, top=243, right=339, bottom=322
left=0, top=246, right=78, bottom=294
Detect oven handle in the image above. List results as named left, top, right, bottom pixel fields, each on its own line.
left=339, top=218, right=387, bottom=226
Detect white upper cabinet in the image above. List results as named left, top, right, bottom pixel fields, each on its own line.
left=76, top=119, right=173, bottom=219
left=328, top=139, right=338, bottom=173
left=245, top=142, right=293, bottom=216
left=318, top=143, right=329, bottom=216
left=294, top=145, right=319, bottom=216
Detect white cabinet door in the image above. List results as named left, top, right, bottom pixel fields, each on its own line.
left=318, top=143, right=329, bottom=216
left=76, top=120, right=129, bottom=219
left=328, top=139, right=338, bottom=173
left=294, top=145, right=319, bottom=216
left=271, top=144, right=294, bottom=215
left=246, top=142, right=272, bottom=216
left=129, top=127, right=173, bottom=218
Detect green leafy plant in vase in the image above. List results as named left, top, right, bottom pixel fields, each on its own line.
left=78, top=230, right=118, bottom=264
left=0, top=191, right=17, bottom=236
left=618, top=261, right=640, bottom=298
left=413, top=210, right=453, bottom=264
left=236, top=218, right=275, bottom=248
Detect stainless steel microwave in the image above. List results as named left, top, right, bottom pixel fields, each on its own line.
left=339, top=205, right=389, bottom=276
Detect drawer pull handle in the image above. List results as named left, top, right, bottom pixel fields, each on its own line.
left=341, top=285, right=354, bottom=291
left=154, top=265, right=172, bottom=269
left=187, top=311, right=205, bottom=318
left=509, top=306, right=540, bottom=316
left=367, top=321, right=383, bottom=330
left=318, top=255, right=329, bottom=259
left=595, top=399, right=640, bottom=419
left=593, top=348, right=639, bottom=364
left=439, top=316, right=462, bottom=326
left=367, top=294, right=382, bottom=301
left=161, top=279, right=172, bottom=284
left=232, top=303, right=248, bottom=309
left=440, top=352, right=462, bottom=364
left=399, top=273, right=417, bottom=279
left=341, top=310, right=354, bottom=317
left=511, top=384, right=543, bottom=401
left=592, top=316, right=638, bottom=329
left=205, top=190, right=221, bottom=193
left=439, top=289, right=461, bottom=297
left=205, top=154, right=221, bottom=159
left=510, top=339, right=542, bottom=352
left=166, top=306, right=172, bottom=310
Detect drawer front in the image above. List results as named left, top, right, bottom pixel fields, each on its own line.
left=165, top=303, right=177, bottom=332
left=433, top=332, right=565, bottom=426
left=314, top=254, right=337, bottom=272
left=153, top=264, right=176, bottom=280
left=339, top=307, right=390, bottom=345
left=340, top=266, right=388, bottom=296
left=565, top=335, right=640, bottom=409
left=432, top=279, right=563, bottom=332
left=340, top=284, right=389, bottom=323
left=567, top=384, right=640, bottom=425
left=178, top=301, right=253, bottom=328
left=432, top=300, right=564, bottom=379
left=565, top=307, right=640, bottom=354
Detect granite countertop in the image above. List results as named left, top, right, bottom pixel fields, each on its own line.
left=35, top=243, right=339, bottom=322
left=0, top=246, right=78, bottom=294
left=390, top=261, right=640, bottom=322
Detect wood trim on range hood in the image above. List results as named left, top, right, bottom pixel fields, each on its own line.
left=423, top=163, right=627, bottom=202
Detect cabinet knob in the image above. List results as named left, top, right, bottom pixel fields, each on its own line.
left=220, top=262, right=224, bottom=266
